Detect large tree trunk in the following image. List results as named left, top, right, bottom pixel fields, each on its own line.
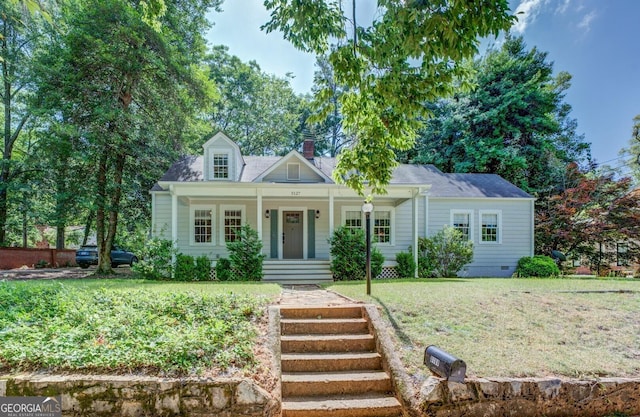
left=96, top=151, right=126, bottom=274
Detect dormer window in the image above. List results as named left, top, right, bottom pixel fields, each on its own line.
left=287, top=163, right=300, bottom=181
left=213, top=153, right=229, bottom=179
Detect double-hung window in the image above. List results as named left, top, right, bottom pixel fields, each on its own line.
left=221, top=205, right=245, bottom=243
left=212, top=153, right=229, bottom=179
left=451, top=210, right=473, bottom=241
left=479, top=210, right=501, bottom=244
left=373, top=210, right=391, bottom=244
left=344, top=210, right=362, bottom=232
left=191, top=206, right=215, bottom=245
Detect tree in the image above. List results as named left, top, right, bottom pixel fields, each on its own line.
left=622, top=114, right=640, bottom=183
left=0, top=1, right=43, bottom=245
left=206, top=45, right=308, bottom=156
left=535, top=165, right=640, bottom=272
left=408, top=36, right=592, bottom=194
left=263, top=0, right=514, bottom=196
left=34, top=0, right=219, bottom=272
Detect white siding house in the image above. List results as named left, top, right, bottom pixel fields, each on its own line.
left=151, top=132, right=534, bottom=282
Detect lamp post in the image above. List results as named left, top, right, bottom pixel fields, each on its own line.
left=362, top=201, right=374, bottom=296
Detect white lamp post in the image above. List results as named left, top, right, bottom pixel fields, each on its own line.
left=362, top=201, right=374, bottom=295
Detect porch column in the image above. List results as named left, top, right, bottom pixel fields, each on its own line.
left=329, top=190, right=335, bottom=236
left=171, top=187, right=177, bottom=267
left=413, top=192, right=419, bottom=278
left=257, top=189, right=263, bottom=241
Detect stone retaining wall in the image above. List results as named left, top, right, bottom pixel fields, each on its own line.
left=0, top=374, right=278, bottom=417
left=420, top=376, right=640, bottom=417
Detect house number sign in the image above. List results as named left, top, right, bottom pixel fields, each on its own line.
left=291, top=191, right=301, bottom=196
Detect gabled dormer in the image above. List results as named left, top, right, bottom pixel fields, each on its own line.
left=255, top=150, right=333, bottom=183
left=202, top=131, right=245, bottom=182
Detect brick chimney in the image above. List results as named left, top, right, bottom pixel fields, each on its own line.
left=302, top=138, right=315, bottom=160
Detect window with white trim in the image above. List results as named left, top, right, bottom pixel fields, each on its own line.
left=191, top=206, right=215, bottom=245
left=344, top=210, right=362, bottom=232
left=479, top=210, right=501, bottom=244
left=451, top=210, right=473, bottom=241
left=221, top=205, right=245, bottom=243
left=617, top=243, right=629, bottom=266
left=373, top=210, right=391, bottom=244
left=212, top=153, right=229, bottom=179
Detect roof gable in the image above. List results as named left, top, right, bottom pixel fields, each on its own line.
left=254, top=151, right=333, bottom=183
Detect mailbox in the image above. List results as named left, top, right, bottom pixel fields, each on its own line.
left=424, top=345, right=466, bottom=383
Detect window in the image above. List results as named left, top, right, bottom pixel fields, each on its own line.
left=480, top=211, right=501, bottom=244
left=213, top=153, right=229, bottom=179
left=287, top=163, right=300, bottom=181
left=220, top=205, right=245, bottom=243
left=191, top=207, right=215, bottom=245
left=617, top=243, right=629, bottom=266
left=224, top=209, right=242, bottom=242
left=344, top=210, right=362, bottom=232
left=451, top=210, right=473, bottom=241
left=373, top=211, right=391, bottom=244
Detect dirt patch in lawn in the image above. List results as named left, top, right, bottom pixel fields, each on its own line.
left=0, top=266, right=134, bottom=281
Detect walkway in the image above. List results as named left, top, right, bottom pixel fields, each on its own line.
left=279, top=284, right=358, bottom=306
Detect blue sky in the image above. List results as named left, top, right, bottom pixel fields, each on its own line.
left=206, top=1, right=640, bottom=172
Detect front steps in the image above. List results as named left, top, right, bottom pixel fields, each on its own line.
left=279, top=305, right=402, bottom=417
left=263, top=260, right=333, bottom=284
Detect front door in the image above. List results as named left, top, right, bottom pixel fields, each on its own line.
left=283, top=211, right=303, bottom=259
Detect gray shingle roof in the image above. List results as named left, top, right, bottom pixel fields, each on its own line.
left=154, top=154, right=532, bottom=199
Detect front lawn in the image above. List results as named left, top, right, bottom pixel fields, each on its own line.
left=326, top=278, right=640, bottom=382
left=0, top=280, right=280, bottom=376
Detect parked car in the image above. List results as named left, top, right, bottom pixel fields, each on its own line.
left=75, top=245, right=138, bottom=269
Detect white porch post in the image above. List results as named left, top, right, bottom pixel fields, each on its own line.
left=171, top=187, right=178, bottom=269
left=257, top=189, right=263, bottom=242
left=413, top=192, right=419, bottom=278
left=329, top=190, right=335, bottom=236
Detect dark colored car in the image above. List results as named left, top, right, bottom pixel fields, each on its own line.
left=75, top=245, right=138, bottom=269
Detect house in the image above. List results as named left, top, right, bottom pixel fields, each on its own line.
left=150, top=132, right=535, bottom=283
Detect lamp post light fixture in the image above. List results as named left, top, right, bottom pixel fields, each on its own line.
left=362, top=201, right=374, bottom=296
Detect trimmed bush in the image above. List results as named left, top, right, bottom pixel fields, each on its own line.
left=418, top=226, right=473, bottom=278
left=329, top=226, right=384, bottom=281
left=132, top=237, right=175, bottom=280
left=396, top=250, right=416, bottom=278
left=215, top=258, right=232, bottom=281
left=226, top=224, right=265, bottom=281
left=516, top=255, right=560, bottom=277
left=195, top=255, right=212, bottom=281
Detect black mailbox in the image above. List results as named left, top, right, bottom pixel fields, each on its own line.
left=424, top=345, right=466, bottom=383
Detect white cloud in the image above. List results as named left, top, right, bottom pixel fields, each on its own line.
left=512, top=0, right=549, bottom=33
left=555, top=0, right=571, bottom=14
left=577, top=10, right=597, bottom=32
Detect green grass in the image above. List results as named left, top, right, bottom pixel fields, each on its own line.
left=326, top=278, right=640, bottom=382
left=0, top=280, right=280, bottom=376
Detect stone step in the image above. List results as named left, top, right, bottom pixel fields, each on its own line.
left=281, top=318, right=369, bottom=335
left=281, top=334, right=375, bottom=353
left=281, top=352, right=382, bottom=373
left=281, top=371, right=392, bottom=397
left=281, top=394, right=402, bottom=417
left=280, top=305, right=364, bottom=320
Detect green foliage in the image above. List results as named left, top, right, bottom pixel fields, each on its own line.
left=226, top=224, right=265, bottom=281
left=395, top=250, right=416, bottom=278
left=132, top=236, right=175, bottom=280
left=0, top=282, right=266, bottom=375
left=195, top=255, right=211, bottom=281
left=263, top=0, right=514, bottom=195
left=215, top=258, right=232, bottom=281
left=418, top=226, right=473, bottom=278
left=516, top=255, right=561, bottom=278
left=329, top=226, right=384, bottom=281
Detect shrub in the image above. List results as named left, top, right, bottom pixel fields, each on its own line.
left=195, top=255, right=212, bottom=281
left=396, top=250, right=416, bottom=278
left=226, top=224, right=265, bottom=281
left=329, top=226, right=385, bottom=281
left=132, top=237, right=175, bottom=280
left=174, top=254, right=195, bottom=281
left=418, top=226, right=473, bottom=278
left=516, top=255, right=560, bottom=277
left=215, top=258, right=232, bottom=281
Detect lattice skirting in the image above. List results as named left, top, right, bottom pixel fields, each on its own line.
left=375, top=266, right=400, bottom=279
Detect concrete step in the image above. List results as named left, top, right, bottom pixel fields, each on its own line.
left=281, top=334, right=375, bottom=353
left=281, top=318, right=369, bottom=335
left=280, top=305, right=363, bottom=320
left=281, top=394, right=402, bottom=417
left=281, top=352, right=382, bottom=373
left=281, top=371, right=392, bottom=397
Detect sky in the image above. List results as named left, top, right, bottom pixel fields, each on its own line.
left=206, top=0, right=640, bottom=173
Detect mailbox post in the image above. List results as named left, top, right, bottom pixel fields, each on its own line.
left=424, top=345, right=466, bottom=383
